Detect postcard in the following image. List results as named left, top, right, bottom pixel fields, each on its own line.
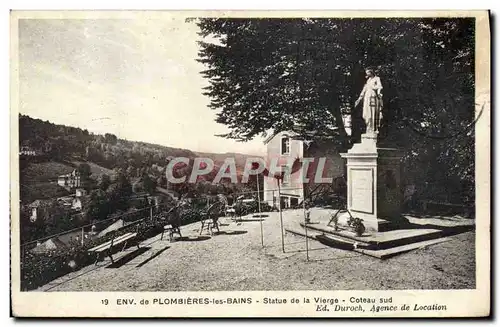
left=10, top=10, right=490, bottom=318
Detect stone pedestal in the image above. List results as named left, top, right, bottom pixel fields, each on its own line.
left=340, top=133, right=405, bottom=232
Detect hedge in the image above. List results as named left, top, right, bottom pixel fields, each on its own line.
left=21, top=217, right=171, bottom=291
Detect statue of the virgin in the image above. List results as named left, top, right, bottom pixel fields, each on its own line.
left=354, top=68, right=383, bottom=134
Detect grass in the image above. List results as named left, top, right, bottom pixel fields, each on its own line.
left=34, top=209, right=475, bottom=292
left=19, top=159, right=116, bottom=204
left=20, top=161, right=75, bottom=182
left=20, top=161, right=75, bottom=203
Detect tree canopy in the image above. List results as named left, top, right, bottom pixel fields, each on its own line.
left=196, top=17, right=475, bottom=203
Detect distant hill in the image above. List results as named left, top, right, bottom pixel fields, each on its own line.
left=18, top=114, right=257, bottom=172
left=18, top=115, right=259, bottom=203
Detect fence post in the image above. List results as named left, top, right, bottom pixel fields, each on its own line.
left=81, top=227, right=84, bottom=246
left=256, top=177, right=264, bottom=247
left=303, top=198, right=309, bottom=261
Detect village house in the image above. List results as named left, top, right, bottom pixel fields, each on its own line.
left=71, top=188, right=88, bottom=211
left=57, top=169, right=81, bottom=190
left=28, top=199, right=51, bottom=222
left=57, top=188, right=88, bottom=211
left=262, top=130, right=345, bottom=209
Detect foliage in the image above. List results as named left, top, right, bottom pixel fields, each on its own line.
left=142, top=174, right=157, bottom=195
left=77, top=163, right=91, bottom=179
left=347, top=217, right=366, bottom=236
left=196, top=18, right=475, bottom=205
left=20, top=217, right=165, bottom=291
left=84, top=189, right=111, bottom=221
left=97, top=173, right=111, bottom=191
left=19, top=115, right=261, bottom=204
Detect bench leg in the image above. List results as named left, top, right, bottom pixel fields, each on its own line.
left=160, top=230, right=165, bottom=241
left=108, top=251, right=114, bottom=264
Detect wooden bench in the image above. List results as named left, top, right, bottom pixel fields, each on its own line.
left=88, top=231, right=139, bottom=265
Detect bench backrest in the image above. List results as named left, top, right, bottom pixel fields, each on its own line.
left=88, top=232, right=137, bottom=252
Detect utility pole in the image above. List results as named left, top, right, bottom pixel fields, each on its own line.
left=278, top=180, right=285, bottom=253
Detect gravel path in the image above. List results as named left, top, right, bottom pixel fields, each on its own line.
left=36, top=210, right=475, bottom=292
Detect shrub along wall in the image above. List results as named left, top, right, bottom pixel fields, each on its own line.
left=20, top=217, right=166, bottom=291
left=21, top=202, right=273, bottom=291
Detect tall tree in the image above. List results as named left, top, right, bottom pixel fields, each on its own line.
left=196, top=18, right=475, bottom=203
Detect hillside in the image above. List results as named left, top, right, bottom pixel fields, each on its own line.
left=18, top=115, right=259, bottom=204
left=19, top=160, right=116, bottom=204
left=18, top=115, right=257, bottom=174
left=19, top=161, right=74, bottom=203
left=70, top=160, right=115, bottom=177
left=20, top=161, right=75, bottom=183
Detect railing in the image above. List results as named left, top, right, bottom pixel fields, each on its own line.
left=20, top=186, right=311, bottom=255
left=20, top=203, right=168, bottom=252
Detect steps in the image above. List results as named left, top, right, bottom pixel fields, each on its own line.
left=353, top=237, right=452, bottom=259
left=299, top=222, right=451, bottom=250
left=285, top=221, right=471, bottom=259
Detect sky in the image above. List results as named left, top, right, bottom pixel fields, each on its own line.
left=18, top=18, right=266, bottom=156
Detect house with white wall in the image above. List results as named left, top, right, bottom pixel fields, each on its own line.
left=262, top=130, right=345, bottom=209
left=57, top=169, right=81, bottom=190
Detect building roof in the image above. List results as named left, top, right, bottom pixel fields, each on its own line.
left=31, top=237, right=68, bottom=254
left=28, top=199, right=52, bottom=208
left=97, top=219, right=125, bottom=238
left=263, top=130, right=300, bottom=145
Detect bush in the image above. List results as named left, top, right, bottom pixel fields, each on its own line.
left=21, top=200, right=227, bottom=291
left=20, top=218, right=166, bottom=291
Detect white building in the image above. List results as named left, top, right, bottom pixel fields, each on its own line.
left=262, top=130, right=345, bottom=209
left=57, top=170, right=81, bottom=189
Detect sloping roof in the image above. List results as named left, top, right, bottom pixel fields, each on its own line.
left=57, top=230, right=83, bottom=246
left=97, top=219, right=125, bottom=238
left=28, top=199, right=51, bottom=208
left=263, top=130, right=300, bottom=145
left=31, top=237, right=68, bottom=254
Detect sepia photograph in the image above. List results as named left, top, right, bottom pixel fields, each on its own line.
left=10, top=10, right=490, bottom=317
